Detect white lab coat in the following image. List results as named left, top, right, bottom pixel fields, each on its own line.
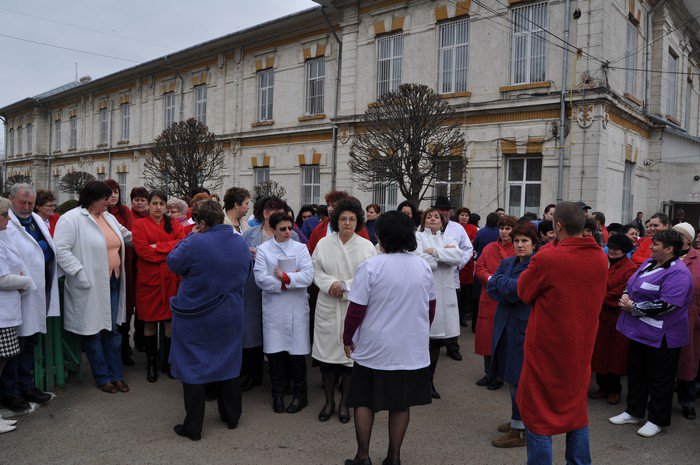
left=6, top=211, right=60, bottom=337
left=415, top=229, right=462, bottom=339
left=54, top=207, right=132, bottom=336
left=0, top=231, right=36, bottom=328
left=254, top=237, right=314, bottom=355
left=444, top=219, right=474, bottom=287
left=312, top=233, right=376, bottom=367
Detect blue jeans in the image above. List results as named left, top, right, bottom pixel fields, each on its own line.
left=526, top=426, right=591, bottom=465
left=509, top=384, right=524, bottom=429
left=82, top=276, right=123, bottom=385
left=0, top=333, right=40, bottom=397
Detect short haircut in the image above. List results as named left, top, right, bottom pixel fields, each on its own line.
left=9, top=183, right=34, bottom=199
left=269, top=212, right=293, bottom=230
left=223, top=187, right=251, bottom=211
left=191, top=199, right=224, bottom=228
left=544, top=204, right=556, bottom=215
left=538, top=219, right=553, bottom=234
left=593, top=211, right=606, bottom=225
left=189, top=187, right=210, bottom=197
left=650, top=212, right=670, bottom=225
left=253, top=195, right=271, bottom=222
left=607, top=222, right=622, bottom=234
left=130, top=186, right=149, bottom=201
left=553, top=201, right=586, bottom=235
left=620, top=224, right=639, bottom=235
left=455, top=207, right=471, bottom=216
left=166, top=198, right=188, bottom=214
left=324, top=190, right=349, bottom=205
left=366, top=203, right=380, bottom=214
left=495, top=208, right=505, bottom=213
left=653, top=229, right=684, bottom=258
left=262, top=197, right=286, bottom=213
left=637, top=211, right=643, bottom=215
left=419, top=207, right=446, bottom=232
left=510, top=222, right=539, bottom=246
left=468, top=213, right=481, bottom=226
left=78, top=181, right=113, bottom=209
left=375, top=211, right=417, bottom=253
left=34, top=189, right=55, bottom=207
left=584, top=217, right=597, bottom=232
left=485, top=212, right=500, bottom=227
left=498, top=215, right=518, bottom=228
left=0, top=197, right=10, bottom=215
left=523, top=212, right=538, bottom=221
left=330, top=197, right=365, bottom=233
left=189, top=192, right=210, bottom=207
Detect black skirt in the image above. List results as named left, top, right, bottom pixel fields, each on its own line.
left=346, top=362, right=432, bottom=412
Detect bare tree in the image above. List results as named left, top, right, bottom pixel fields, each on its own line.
left=144, top=118, right=225, bottom=198
left=252, top=180, right=286, bottom=201
left=59, top=171, right=95, bottom=197
left=5, top=174, right=32, bottom=192
left=348, top=83, right=466, bottom=205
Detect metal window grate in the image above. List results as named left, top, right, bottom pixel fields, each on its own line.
left=258, top=71, right=274, bottom=122
left=26, top=124, right=32, bottom=152
left=511, top=2, right=547, bottom=85
left=54, top=120, right=62, bottom=151
left=121, top=104, right=130, bottom=140
left=164, top=93, right=175, bottom=128
left=254, top=167, right=270, bottom=186
left=625, top=22, right=636, bottom=95
left=506, top=157, right=542, bottom=218
left=621, top=162, right=634, bottom=223
left=301, top=165, right=321, bottom=205
left=433, top=158, right=464, bottom=208
left=439, top=19, right=469, bottom=94
left=306, top=59, right=325, bottom=115
left=194, top=86, right=207, bottom=125
left=667, top=53, right=677, bottom=118
left=99, top=108, right=109, bottom=144
left=377, top=34, right=403, bottom=97
left=70, top=117, right=77, bottom=149
left=17, top=127, right=23, bottom=154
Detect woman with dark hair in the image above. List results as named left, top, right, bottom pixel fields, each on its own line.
left=474, top=215, right=518, bottom=389
left=55, top=181, right=132, bottom=393
left=312, top=198, right=376, bottom=423
left=590, top=234, right=637, bottom=406
left=128, top=186, right=149, bottom=352
left=487, top=223, right=538, bottom=448
left=223, top=187, right=251, bottom=234
left=342, top=211, right=435, bottom=465
left=254, top=213, right=314, bottom=414
left=364, top=204, right=380, bottom=245
left=104, top=180, right=134, bottom=230
left=132, top=190, right=186, bottom=382
left=396, top=200, right=419, bottom=228
left=415, top=207, right=462, bottom=399
left=295, top=205, right=316, bottom=230
left=610, top=229, right=692, bottom=437
left=33, top=189, right=60, bottom=237
left=285, top=205, right=308, bottom=244
left=167, top=199, right=250, bottom=441
left=457, top=208, right=478, bottom=327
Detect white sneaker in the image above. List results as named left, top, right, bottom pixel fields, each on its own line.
left=609, top=412, right=642, bottom=425
left=0, top=422, right=16, bottom=434
left=637, top=421, right=661, bottom=437
left=0, top=418, right=17, bottom=426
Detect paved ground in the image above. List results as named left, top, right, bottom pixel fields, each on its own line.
left=3, top=331, right=700, bottom=464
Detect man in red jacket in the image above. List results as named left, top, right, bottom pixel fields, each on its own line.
left=516, top=202, right=608, bottom=465
left=307, top=191, right=370, bottom=255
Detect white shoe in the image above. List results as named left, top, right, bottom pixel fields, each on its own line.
left=609, top=412, right=642, bottom=425
left=0, top=418, right=17, bottom=426
left=0, top=422, right=16, bottom=434
left=637, top=421, right=661, bottom=437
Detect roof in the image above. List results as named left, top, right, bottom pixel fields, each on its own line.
left=31, top=81, right=84, bottom=100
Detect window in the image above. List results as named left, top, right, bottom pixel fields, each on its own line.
left=194, top=85, right=207, bottom=125
left=306, top=58, right=325, bottom=115
left=69, top=117, right=77, bottom=149
left=17, top=127, right=23, bottom=154
left=506, top=157, right=542, bottom=217
left=99, top=108, right=109, bottom=144
left=439, top=19, right=469, bottom=94
left=164, top=93, right=175, bottom=128
left=8, top=129, right=13, bottom=155
left=625, top=22, right=636, bottom=95
left=433, top=158, right=464, bottom=209
left=511, top=2, right=547, bottom=85
left=26, top=124, right=32, bottom=153
left=257, top=70, right=274, bottom=122
left=377, top=33, right=403, bottom=97
left=120, top=104, right=130, bottom=140
left=621, top=162, right=634, bottom=223
left=54, top=120, right=62, bottom=151
left=372, top=169, right=398, bottom=213
left=97, top=172, right=106, bottom=181
left=301, top=165, right=321, bottom=205
left=685, top=82, right=693, bottom=129
left=118, top=172, right=127, bottom=200
left=53, top=175, right=60, bottom=203
left=667, top=51, right=678, bottom=118
left=253, top=167, right=269, bottom=185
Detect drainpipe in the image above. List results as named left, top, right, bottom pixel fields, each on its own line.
left=108, top=99, right=113, bottom=178
left=33, top=98, right=51, bottom=189
left=645, top=0, right=666, bottom=112
left=164, top=56, right=185, bottom=122
left=557, top=0, right=571, bottom=202
left=321, top=7, right=342, bottom=190
left=0, top=115, right=6, bottom=188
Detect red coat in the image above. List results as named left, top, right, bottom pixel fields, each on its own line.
left=307, top=218, right=370, bottom=255
left=125, top=207, right=148, bottom=316
left=47, top=213, right=60, bottom=237
left=678, top=248, right=700, bottom=381
left=132, top=216, right=186, bottom=322
left=591, top=257, right=637, bottom=375
left=516, top=237, right=608, bottom=436
left=631, top=236, right=652, bottom=265
left=474, top=240, right=515, bottom=355
left=459, top=224, right=478, bottom=285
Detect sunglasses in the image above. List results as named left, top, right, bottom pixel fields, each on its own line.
left=277, top=226, right=293, bottom=232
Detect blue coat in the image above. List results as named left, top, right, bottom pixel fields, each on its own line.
left=166, top=225, right=251, bottom=384
left=472, top=226, right=499, bottom=298
left=487, top=254, right=532, bottom=385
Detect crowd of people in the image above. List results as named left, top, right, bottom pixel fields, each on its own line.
left=0, top=180, right=698, bottom=465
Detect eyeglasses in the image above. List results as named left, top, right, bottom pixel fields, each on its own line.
left=339, top=217, right=357, bottom=223
left=277, top=226, right=293, bottom=232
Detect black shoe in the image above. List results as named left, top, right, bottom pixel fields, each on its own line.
left=285, top=397, right=308, bottom=414
left=487, top=380, right=504, bottom=391
left=22, top=387, right=51, bottom=404
left=431, top=383, right=441, bottom=399
left=382, top=458, right=401, bottom=465
left=339, top=406, right=351, bottom=423
left=3, top=395, right=30, bottom=412
left=121, top=354, right=135, bottom=366
left=447, top=351, right=462, bottom=361
left=476, top=376, right=490, bottom=387
left=344, top=458, right=372, bottom=465
left=683, top=406, right=696, bottom=420
left=459, top=318, right=469, bottom=327
left=273, top=396, right=285, bottom=413
left=173, top=424, right=201, bottom=441
left=240, top=377, right=255, bottom=392
left=319, top=402, right=335, bottom=422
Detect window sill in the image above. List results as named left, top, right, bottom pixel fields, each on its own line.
left=298, top=114, right=326, bottom=122
left=24, top=152, right=32, bottom=156
left=624, top=93, right=642, bottom=106
left=67, top=148, right=77, bottom=152
left=116, top=140, right=129, bottom=145
left=440, top=91, right=472, bottom=99
left=251, top=121, right=274, bottom=128
left=666, top=115, right=682, bottom=126
left=499, top=81, right=551, bottom=92
left=52, top=150, right=62, bottom=155
left=97, top=143, right=108, bottom=148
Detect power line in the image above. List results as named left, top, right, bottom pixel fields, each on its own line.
left=0, top=7, right=175, bottom=50
left=0, top=32, right=142, bottom=63
left=611, top=14, right=698, bottom=65
left=609, top=64, right=700, bottom=77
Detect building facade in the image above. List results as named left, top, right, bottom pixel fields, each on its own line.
left=2, top=0, right=699, bottom=224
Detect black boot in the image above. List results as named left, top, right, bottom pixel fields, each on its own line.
left=134, top=318, right=146, bottom=352
left=145, top=335, right=158, bottom=383
left=161, top=336, right=173, bottom=378
left=119, top=324, right=134, bottom=366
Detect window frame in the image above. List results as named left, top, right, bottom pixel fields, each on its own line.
left=621, top=161, right=634, bottom=223
left=253, top=166, right=270, bottom=186
left=376, top=33, right=403, bottom=97
left=300, top=164, right=321, bottom=205
left=432, top=157, right=465, bottom=209
left=118, top=172, right=127, bottom=201
left=69, top=116, right=78, bottom=149
left=120, top=104, right=130, bottom=140
left=26, top=124, right=32, bottom=153
left=54, top=119, right=62, bottom=151
left=505, top=156, right=543, bottom=218
left=438, top=18, right=469, bottom=94
left=625, top=21, right=637, bottom=96
left=667, top=51, right=678, bottom=118
left=53, top=174, right=60, bottom=202
left=510, top=2, right=548, bottom=85
left=305, top=58, right=325, bottom=116
left=8, top=129, right=13, bottom=156
left=17, top=126, right=23, bottom=154
left=257, top=70, right=274, bottom=122
left=372, top=168, right=398, bottom=213
left=99, top=108, right=109, bottom=145
left=164, top=92, right=175, bottom=128
left=684, top=81, right=693, bottom=129
left=194, top=85, right=207, bottom=125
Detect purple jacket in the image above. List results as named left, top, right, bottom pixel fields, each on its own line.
left=617, top=258, right=692, bottom=349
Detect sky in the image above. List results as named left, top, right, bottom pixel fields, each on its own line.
left=0, top=0, right=318, bottom=154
